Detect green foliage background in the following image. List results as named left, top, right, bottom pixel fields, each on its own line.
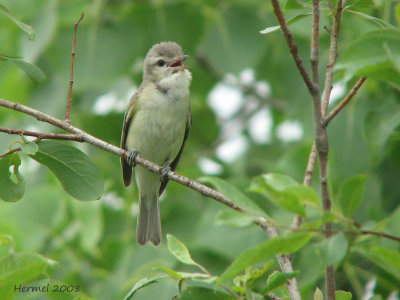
left=0, top=0, right=400, bottom=299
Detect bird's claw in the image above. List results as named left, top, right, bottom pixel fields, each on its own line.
left=159, top=165, right=171, bottom=181
left=127, top=150, right=139, bottom=167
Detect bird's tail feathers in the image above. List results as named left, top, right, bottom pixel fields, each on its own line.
left=136, top=195, right=161, bottom=246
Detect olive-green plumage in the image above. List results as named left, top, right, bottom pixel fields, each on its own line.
left=120, top=42, right=191, bottom=246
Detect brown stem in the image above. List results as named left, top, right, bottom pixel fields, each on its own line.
left=270, top=0, right=318, bottom=97
left=0, top=147, right=20, bottom=159
left=0, top=127, right=84, bottom=141
left=65, top=13, right=84, bottom=122
left=323, top=78, right=367, bottom=127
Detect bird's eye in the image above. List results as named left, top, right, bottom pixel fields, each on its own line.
left=157, top=59, right=166, bottom=67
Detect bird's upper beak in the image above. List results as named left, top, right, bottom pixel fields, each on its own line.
left=169, top=55, right=190, bottom=69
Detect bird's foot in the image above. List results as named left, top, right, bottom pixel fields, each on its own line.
left=127, top=150, right=139, bottom=167
left=159, top=164, right=171, bottom=181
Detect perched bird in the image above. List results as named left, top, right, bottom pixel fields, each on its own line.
left=120, top=42, right=191, bottom=246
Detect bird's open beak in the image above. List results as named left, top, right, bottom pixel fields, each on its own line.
left=169, top=55, right=190, bottom=69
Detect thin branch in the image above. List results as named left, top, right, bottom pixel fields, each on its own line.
left=65, top=12, right=84, bottom=122
left=321, top=0, right=343, bottom=115
left=310, top=0, right=320, bottom=84
left=0, top=127, right=84, bottom=141
left=323, top=77, right=367, bottom=127
left=270, top=0, right=318, bottom=97
left=0, top=147, right=20, bottom=159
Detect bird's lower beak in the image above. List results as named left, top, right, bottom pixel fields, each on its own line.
left=169, top=55, right=190, bottom=69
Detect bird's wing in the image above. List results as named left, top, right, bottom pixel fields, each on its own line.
left=159, top=107, right=191, bottom=196
left=120, top=89, right=140, bottom=187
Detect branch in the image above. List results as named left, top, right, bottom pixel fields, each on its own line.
left=323, top=77, right=367, bottom=127
left=0, top=97, right=274, bottom=223
left=0, top=127, right=83, bottom=141
left=270, top=0, right=318, bottom=96
left=65, top=12, right=84, bottom=122
left=0, top=147, right=20, bottom=159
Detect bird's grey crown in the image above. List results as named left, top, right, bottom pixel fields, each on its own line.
left=146, top=42, right=183, bottom=60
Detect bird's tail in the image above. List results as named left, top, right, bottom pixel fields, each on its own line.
left=136, top=194, right=161, bottom=246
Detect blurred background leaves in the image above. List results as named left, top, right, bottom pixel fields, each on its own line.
left=0, top=0, right=400, bottom=299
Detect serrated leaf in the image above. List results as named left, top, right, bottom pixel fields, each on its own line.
left=336, top=290, right=352, bottom=300
left=30, top=141, right=104, bottom=201
left=0, top=4, right=35, bottom=40
left=215, top=210, right=254, bottom=227
left=0, top=154, right=25, bottom=202
left=250, top=174, right=307, bottom=217
left=20, top=142, right=38, bottom=155
left=314, top=287, right=323, bottom=300
left=221, top=232, right=311, bottom=281
left=316, top=233, right=348, bottom=265
left=167, top=234, right=206, bottom=272
left=11, top=60, right=46, bottom=86
left=199, top=176, right=269, bottom=218
left=122, top=273, right=167, bottom=300
left=337, top=175, right=367, bottom=217
left=261, top=271, right=299, bottom=293
left=260, top=13, right=311, bottom=34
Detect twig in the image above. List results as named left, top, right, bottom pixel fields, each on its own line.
left=323, top=78, right=367, bottom=127
left=0, top=147, right=20, bottom=159
left=65, top=12, right=84, bottom=122
left=321, top=0, right=343, bottom=115
left=0, top=127, right=84, bottom=141
left=270, top=0, right=318, bottom=97
left=310, top=0, right=320, bottom=84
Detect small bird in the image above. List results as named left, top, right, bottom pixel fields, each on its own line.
left=120, top=42, right=192, bottom=246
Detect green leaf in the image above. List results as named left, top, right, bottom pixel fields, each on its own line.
left=30, top=141, right=104, bottom=201
left=0, top=4, right=35, bottom=40
left=356, top=245, right=400, bottom=280
left=0, top=153, right=25, bottom=202
left=0, top=252, right=56, bottom=294
left=335, top=30, right=400, bottom=87
left=316, top=233, right=348, bottom=265
left=346, top=10, right=397, bottom=30
left=260, top=13, right=311, bottom=34
left=178, top=287, right=234, bottom=300
left=167, top=234, right=207, bottom=272
left=73, top=297, right=96, bottom=300
left=215, top=209, right=254, bottom=227
left=284, top=0, right=306, bottom=10
left=336, top=290, right=352, bottom=300
left=314, top=287, right=323, bottom=300
left=0, top=234, right=15, bottom=253
left=10, top=60, right=46, bottom=86
left=250, top=174, right=311, bottom=217
left=261, top=271, right=299, bottom=293
left=221, top=232, right=312, bottom=281
left=364, top=107, right=400, bottom=163
left=122, top=273, right=167, bottom=300
left=156, top=266, right=182, bottom=280
left=20, top=142, right=38, bottom=155
left=199, top=176, right=269, bottom=218
left=337, top=175, right=367, bottom=217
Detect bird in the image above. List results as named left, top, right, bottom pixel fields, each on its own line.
left=120, top=42, right=191, bottom=246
